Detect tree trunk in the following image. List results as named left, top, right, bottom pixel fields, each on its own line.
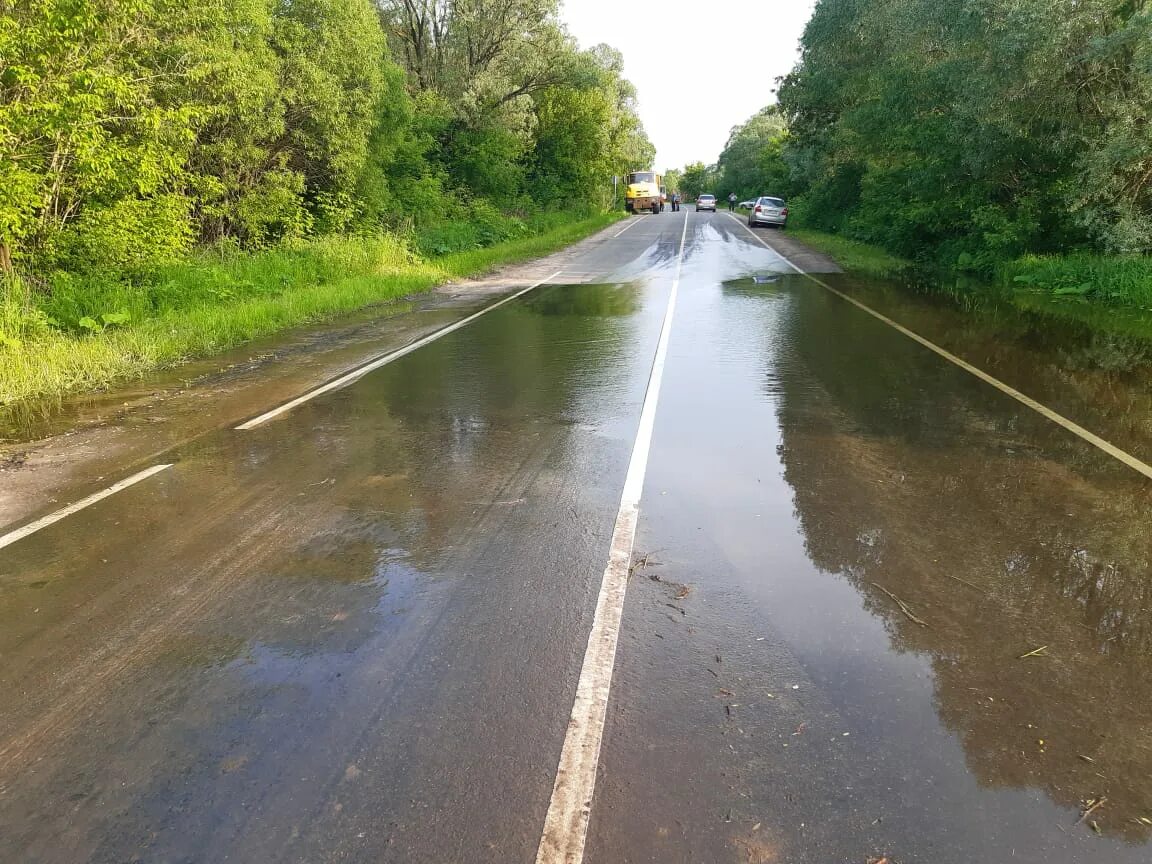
left=0, top=241, right=13, bottom=278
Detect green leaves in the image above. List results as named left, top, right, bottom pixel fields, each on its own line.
left=0, top=0, right=643, bottom=287
left=776, top=0, right=1152, bottom=262
left=77, top=312, right=130, bottom=335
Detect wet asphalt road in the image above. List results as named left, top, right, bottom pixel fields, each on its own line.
left=4, top=210, right=1152, bottom=863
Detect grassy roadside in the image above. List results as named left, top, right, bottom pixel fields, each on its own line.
left=783, top=228, right=912, bottom=278
left=0, top=211, right=623, bottom=407
left=742, top=212, right=1152, bottom=310
left=998, top=254, right=1152, bottom=308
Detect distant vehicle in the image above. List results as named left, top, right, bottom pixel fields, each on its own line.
left=696, top=194, right=717, bottom=212
left=624, top=171, right=664, bottom=214
left=737, top=200, right=756, bottom=209
left=748, top=196, right=788, bottom=228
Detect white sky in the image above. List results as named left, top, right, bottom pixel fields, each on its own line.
left=560, top=0, right=818, bottom=172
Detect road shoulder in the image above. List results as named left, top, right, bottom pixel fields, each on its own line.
left=733, top=214, right=843, bottom=274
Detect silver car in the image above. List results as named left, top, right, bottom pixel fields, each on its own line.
left=748, top=196, right=788, bottom=228
left=695, top=194, right=717, bottom=212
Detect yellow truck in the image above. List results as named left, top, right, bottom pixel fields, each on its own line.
left=624, top=171, right=665, bottom=214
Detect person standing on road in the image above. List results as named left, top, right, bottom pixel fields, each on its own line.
left=728, top=192, right=737, bottom=211
left=671, top=191, right=680, bottom=212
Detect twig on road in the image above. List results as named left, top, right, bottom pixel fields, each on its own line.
left=1019, top=645, right=1050, bottom=659
left=1078, top=796, right=1107, bottom=824
left=871, top=583, right=929, bottom=627
left=942, top=572, right=988, bottom=594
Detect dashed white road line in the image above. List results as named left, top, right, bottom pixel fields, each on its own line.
left=0, top=464, right=173, bottom=552
left=236, top=271, right=563, bottom=430
left=729, top=213, right=1152, bottom=481
left=534, top=213, right=690, bottom=864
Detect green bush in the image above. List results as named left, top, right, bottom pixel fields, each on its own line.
left=47, top=195, right=196, bottom=274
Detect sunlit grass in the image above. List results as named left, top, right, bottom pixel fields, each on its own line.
left=0, top=212, right=622, bottom=407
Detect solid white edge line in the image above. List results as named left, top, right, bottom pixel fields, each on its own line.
left=236, top=271, right=564, bottom=430
left=728, top=213, right=1152, bottom=481
left=0, top=463, right=173, bottom=551
left=611, top=217, right=644, bottom=238
left=534, top=211, right=690, bottom=864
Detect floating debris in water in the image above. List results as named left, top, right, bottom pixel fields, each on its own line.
left=752, top=275, right=779, bottom=284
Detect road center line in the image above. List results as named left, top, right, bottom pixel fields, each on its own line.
left=0, top=464, right=173, bottom=552
left=236, top=271, right=563, bottom=430
left=729, top=213, right=1152, bottom=481
left=535, top=212, right=690, bottom=864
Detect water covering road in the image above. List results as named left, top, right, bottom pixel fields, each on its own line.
left=3, top=211, right=1152, bottom=863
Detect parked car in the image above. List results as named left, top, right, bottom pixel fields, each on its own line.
left=748, top=196, right=788, bottom=228
left=696, top=194, right=717, bottom=212
left=737, top=200, right=756, bottom=209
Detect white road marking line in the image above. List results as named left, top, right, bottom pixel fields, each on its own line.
left=729, top=213, right=1152, bottom=481
left=0, top=464, right=173, bottom=551
left=535, top=213, right=690, bottom=864
left=236, top=271, right=563, bottom=430
left=611, top=217, right=644, bottom=238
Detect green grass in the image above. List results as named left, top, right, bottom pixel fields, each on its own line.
left=785, top=228, right=912, bottom=278
left=0, top=211, right=622, bottom=407
left=999, top=253, right=1152, bottom=308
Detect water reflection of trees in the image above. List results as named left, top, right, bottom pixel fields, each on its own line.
left=5, top=281, right=644, bottom=672
left=773, top=287, right=1152, bottom=841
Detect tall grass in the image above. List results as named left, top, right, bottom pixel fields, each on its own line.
left=999, top=253, right=1152, bottom=307
left=0, top=211, right=622, bottom=406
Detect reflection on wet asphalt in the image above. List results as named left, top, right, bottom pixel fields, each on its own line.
left=4, top=212, right=1152, bottom=862
left=590, top=222, right=1152, bottom=863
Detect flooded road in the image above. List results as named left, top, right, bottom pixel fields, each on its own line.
left=3, top=212, right=1152, bottom=862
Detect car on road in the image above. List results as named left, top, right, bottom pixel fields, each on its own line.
left=696, top=194, right=717, bottom=212
left=748, top=196, right=788, bottom=228
left=737, top=200, right=756, bottom=210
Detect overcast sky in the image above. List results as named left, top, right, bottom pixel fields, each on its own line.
left=560, top=0, right=817, bottom=172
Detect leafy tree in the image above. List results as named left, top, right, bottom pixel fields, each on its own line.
left=679, top=162, right=718, bottom=200
left=527, top=44, right=653, bottom=207
left=715, top=107, right=788, bottom=201
left=777, top=0, right=1152, bottom=265
left=0, top=0, right=649, bottom=285
left=0, top=0, right=200, bottom=272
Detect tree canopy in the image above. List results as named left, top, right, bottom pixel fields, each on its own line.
left=0, top=0, right=654, bottom=277
left=777, top=0, right=1152, bottom=265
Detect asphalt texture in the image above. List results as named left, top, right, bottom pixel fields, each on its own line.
left=4, top=211, right=1152, bottom=863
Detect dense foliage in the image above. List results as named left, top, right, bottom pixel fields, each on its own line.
left=777, top=0, right=1152, bottom=270
left=0, top=0, right=653, bottom=290
left=665, top=0, right=1152, bottom=284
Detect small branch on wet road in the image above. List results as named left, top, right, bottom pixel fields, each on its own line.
left=942, top=572, right=988, bottom=594
left=1078, top=796, right=1107, bottom=824
left=871, top=582, right=929, bottom=627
